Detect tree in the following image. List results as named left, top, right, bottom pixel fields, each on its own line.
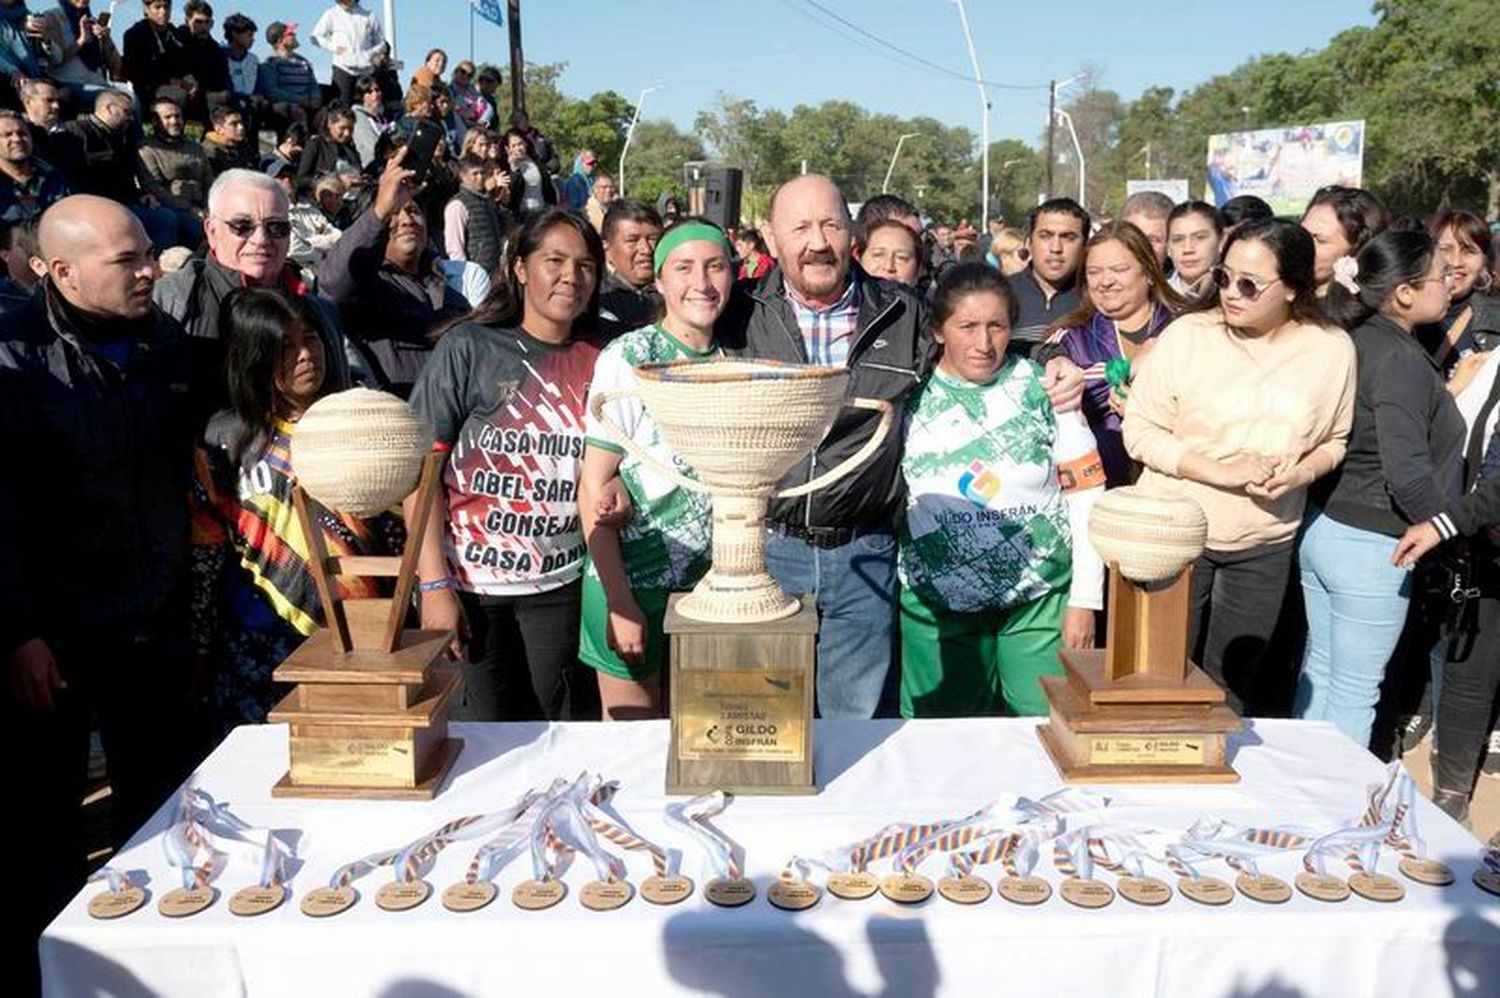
left=618, top=119, right=707, bottom=205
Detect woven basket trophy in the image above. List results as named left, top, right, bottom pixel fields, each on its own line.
left=591, top=359, right=893, bottom=623
left=1088, top=486, right=1209, bottom=583
left=290, top=388, right=432, bottom=518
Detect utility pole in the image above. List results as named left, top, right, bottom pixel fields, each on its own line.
left=507, top=0, right=525, bottom=120
left=953, top=0, right=989, bottom=231
left=1046, top=80, right=1057, bottom=200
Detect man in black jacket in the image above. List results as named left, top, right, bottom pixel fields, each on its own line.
left=1, top=195, right=206, bottom=992
left=597, top=199, right=662, bottom=342
left=717, top=173, right=934, bottom=718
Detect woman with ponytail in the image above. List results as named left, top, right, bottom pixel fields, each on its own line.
left=1298, top=230, right=1462, bottom=747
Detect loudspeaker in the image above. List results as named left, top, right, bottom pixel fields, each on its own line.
left=701, top=168, right=743, bottom=230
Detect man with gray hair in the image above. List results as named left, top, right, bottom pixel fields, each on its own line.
left=1120, top=189, right=1175, bottom=267
left=154, top=168, right=351, bottom=403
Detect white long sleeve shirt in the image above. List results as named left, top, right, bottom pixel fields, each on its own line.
left=310, top=3, right=385, bottom=74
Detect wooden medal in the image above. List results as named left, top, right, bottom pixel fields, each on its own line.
left=1348, top=872, right=1405, bottom=903
left=825, top=871, right=881, bottom=900
left=1117, top=875, right=1173, bottom=907
left=639, top=874, right=694, bottom=906
left=229, top=884, right=287, bottom=917
left=1059, top=876, right=1114, bottom=909
left=300, top=885, right=357, bottom=917
left=703, top=877, right=756, bottom=908
left=879, top=872, right=934, bottom=905
left=512, top=879, right=567, bottom=911
left=375, top=880, right=432, bottom=912
left=936, top=874, right=991, bottom=905
left=767, top=878, right=821, bottom=911
left=88, top=886, right=147, bottom=920
left=1177, top=876, right=1234, bottom=907
left=580, top=879, right=635, bottom=912
left=158, top=886, right=216, bottom=918
left=1295, top=872, right=1350, bottom=903
left=1235, top=873, right=1292, bottom=904
left=1473, top=869, right=1500, bottom=897
left=997, top=875, right=1052, bottom=906
left=1398, top=856, right=1455, bottom=887
left=441, top=881, right=498, bottom=913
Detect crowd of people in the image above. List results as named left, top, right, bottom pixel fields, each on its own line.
left=4, top=1, right=1500, bottom=988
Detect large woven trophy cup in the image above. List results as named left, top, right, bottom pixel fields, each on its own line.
left=591, top=359, right=892, bottom=794
left=266, top=389, right=464, bottom=800
left=1038, top=486, right=1243, bottom=783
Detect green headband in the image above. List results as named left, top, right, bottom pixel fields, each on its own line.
left=653, top=222, right=732, bottom=275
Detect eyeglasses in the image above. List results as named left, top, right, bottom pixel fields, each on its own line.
left=1211, top=266, right=1283, bottom=300
left=220, top=217, right=292, bottom=240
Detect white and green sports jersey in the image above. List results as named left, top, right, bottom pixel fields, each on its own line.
left=900, top=360, right=1088, bottom=614
left=583, top=325, right=720, bottom=591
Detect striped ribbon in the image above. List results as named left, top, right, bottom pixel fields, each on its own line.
left=1052, top=828, right=1095, bottom=880
left=1302, top=824, right=1391, bottom=876
left=1163, top=843, right=1202, bottom=880
left=88, top=865, right=138, bottom=895
left=392, top=814, right=491, bottom=884
left=1179, top=819, right=1315, bottom=877
left=328, top=846, right=405, bottom=890
left=583, top=780, right=675, bottom=879
left=464, top=782, right=564, bottom=886
left=665, top=791, right=744, bottom=881
left=174, top=788, right=293, bottom=891
left=551, top=786, right=629, bottom=886
left=948, top=814, right=1060, bottom=878
left=896, top=813, right=999, bottom=876
left=163, top=788, right=222, bottom=890
left=527, top=784, right=582, bottom=884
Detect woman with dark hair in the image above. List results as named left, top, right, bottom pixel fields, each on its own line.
left=504, top=127, right=555, bottom=215
left=1297, top=230, right=1461, bottom=747
left=854, top=218, right=923, bottom=287
left=295, top=106, right=361, bottom=197
left=898, top=263, right=1105, bottom=718
left=1045, top=221, right=1188, bottom=487
left=734, top=226, right=770, bottom=282
left=1419, top=210, right=1500, bottom=380
left=410, top=47, right=447, bottom=89
left=407, top=209, right=606, bottom=721
left=1166, top=201, right=1223, bottom=301
left=1124, top=219, right=1356, bottom=714
left=578, top=219, right=733, bottom=719
left=1300, top=185, right=1390, bottom=297
left=1217, top=194, right=1273, bottom=238
left=189, top=288, right=400, bottom=732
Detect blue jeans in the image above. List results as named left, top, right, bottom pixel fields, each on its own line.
left=1295, top=509, right=1412, bottom=747
left=765, top=528, right=898, bottom=719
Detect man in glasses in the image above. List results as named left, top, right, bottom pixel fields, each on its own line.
left=317, top=148, right=469, bottom=398
left=155, top=168, right=351, bottom=405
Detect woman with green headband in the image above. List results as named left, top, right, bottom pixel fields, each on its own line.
left=579, top=219, right=734, bottom=718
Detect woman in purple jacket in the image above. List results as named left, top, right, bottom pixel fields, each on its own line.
left=1044, top=221, right=1188, bottom=486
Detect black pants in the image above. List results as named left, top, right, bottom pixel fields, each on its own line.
left=331, top=66, right=360, bottom=107
left=1435, top=589, right=1500, bottom=795
left=5, top=630, right=205, bottom=996
left=455, top=581, right=596, bottom=721
left=1187, top=541, right=1296, bottom=715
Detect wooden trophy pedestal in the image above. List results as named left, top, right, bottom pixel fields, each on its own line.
left=1037, top=565, right=1242, bottom=784
left=268, top=628, right=464, bottom=799
left=664, top=594, right=817, bottom=796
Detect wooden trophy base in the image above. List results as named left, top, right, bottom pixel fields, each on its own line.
left=664, top=594, right=818, bottom=796
left=1038, top=649, right=1242, bottom=784
left=268, top=628, right=465, bottom=800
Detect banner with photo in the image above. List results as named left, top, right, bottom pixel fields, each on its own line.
left=1204, top=120, right=1365, bottom=216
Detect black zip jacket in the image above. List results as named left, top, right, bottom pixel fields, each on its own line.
left=716, top=265, right=934, bottom=531
left=0, top=286, right=201, bottom=654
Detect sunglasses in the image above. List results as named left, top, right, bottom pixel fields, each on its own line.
left=1211, top=266, right=1282, bottom=300
left=221, top=217, right=292, bottom=240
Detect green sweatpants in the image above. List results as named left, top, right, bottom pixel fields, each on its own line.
left=578, top=567, right=671, bottom=680
left=899, top=586, right=1067, bottom=718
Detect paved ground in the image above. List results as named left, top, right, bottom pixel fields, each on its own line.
left=1403, top=733, right=1499, bottom=844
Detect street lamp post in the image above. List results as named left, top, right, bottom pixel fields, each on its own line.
left=1054, top=107, right=1086, bottom=208
left=1046, top=74, right=1082, bottom=198
left=619, top=84, right=662, bottom=199
left=883, top=132, right=921, bottom=194
left=952, top=0, right=990, bottom=230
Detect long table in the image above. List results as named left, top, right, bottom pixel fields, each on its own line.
left=40, top=718, right=1500, bottom=996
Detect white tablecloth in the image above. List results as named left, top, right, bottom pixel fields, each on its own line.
left=40, top=718, right=1500, bottom=997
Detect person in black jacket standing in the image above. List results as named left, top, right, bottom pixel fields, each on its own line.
left=0, top=195, right=206, bottom=993
left=1299, top=230, right=1461, bottom=749
left=717, top=173, right=934, bottom=718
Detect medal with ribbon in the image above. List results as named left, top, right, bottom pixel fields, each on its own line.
left=443, top=786, right=552, bottom=913
left=884, top=808, right=1010, bottom=905
left=549, top=784, right=634, bottom=912
left=1087, top=829, right=1174, bottom=906
left=1180, top=819, right=1311, bottom=904
left=302, top=844, right=404, bottom=917
left=1162, top=840, right=1234, bottom=906
left=86, top=865, right=147, bottom=920
left=512, top=786, right=579, bottom=911
left=159, top=788, right=227, bottom=917
left=585, top=779, right=694, bottom=906
left=1373, top=763, right=1455, bottom=887
left=1053, top=827, right=1114, bottom=908
left=666, top=791, right=754, bottom=907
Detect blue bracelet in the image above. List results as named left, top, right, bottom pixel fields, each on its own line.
left=418, top=578, right=455, bottom=593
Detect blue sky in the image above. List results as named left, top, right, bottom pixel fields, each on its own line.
left=215, top=0, right=1376, bottom=144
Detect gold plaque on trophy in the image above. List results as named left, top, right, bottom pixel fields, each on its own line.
left=676, top=669, right=807, bottom=763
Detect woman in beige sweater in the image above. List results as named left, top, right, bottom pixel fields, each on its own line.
left=1123, top=219, right=1355, bottom=714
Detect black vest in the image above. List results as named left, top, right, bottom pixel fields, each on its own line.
left=455, top=187, right=503, bottom=273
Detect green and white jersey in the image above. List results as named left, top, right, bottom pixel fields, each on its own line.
left=583, top=324, right=719, bottom=591
left=900, top=359, right=1087, bottom=614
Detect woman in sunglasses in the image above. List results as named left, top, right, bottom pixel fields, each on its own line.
left=1123, top=219, right=1356, bottom=715
left=1294, top=230, right=1460, bottom=749
left=1045, top=221, right=1187, bottom=488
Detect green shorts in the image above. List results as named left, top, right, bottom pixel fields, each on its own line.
left=579, top=568, right=671, bottom=680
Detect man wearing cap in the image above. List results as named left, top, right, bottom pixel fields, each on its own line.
left=716, top=173, right=934, bottom=719
left=257, top=21, right=320, bottom=129
left=561, top=150, right=597, bottom=213
left=311, top=0, right=387, bottom=107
